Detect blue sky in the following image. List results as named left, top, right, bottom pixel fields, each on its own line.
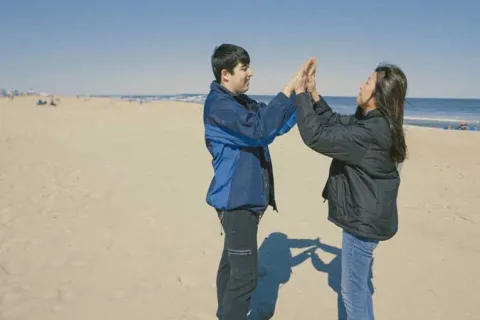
left=0, top=0, right=478, bottom=98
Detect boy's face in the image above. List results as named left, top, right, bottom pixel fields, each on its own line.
left=221, top=62, right=253, bottom=94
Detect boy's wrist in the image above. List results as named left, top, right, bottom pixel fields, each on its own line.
left=281, top=86, right=292, bottom=98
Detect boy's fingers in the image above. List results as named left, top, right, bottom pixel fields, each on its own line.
left=307, top=59, right=317, bottom=76
left=301, top=58, right=314, bottom=72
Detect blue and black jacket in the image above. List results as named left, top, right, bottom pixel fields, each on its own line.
left=203, top=81, right=296, bottom=214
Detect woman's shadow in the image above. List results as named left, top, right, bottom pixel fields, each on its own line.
left=249, top=232, right=373, bottom=320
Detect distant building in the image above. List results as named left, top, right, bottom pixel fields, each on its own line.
left=27, top=88, right=38, bottom=96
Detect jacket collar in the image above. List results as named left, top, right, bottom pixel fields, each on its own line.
left=356, top=106, right=383, bottom=120
left=210, top=81, right=237, bottom=97
left=210, top=81, right=255, bottom=110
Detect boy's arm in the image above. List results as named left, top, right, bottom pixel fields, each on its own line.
left=205, top=91, right=295, bottom=147
left=291, top=247, right=316, bottom=267
left=244, top=91, right=297, bottom=136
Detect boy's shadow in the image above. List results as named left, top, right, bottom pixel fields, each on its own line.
left=249, top=232, right=374, bottom=320
left=248, top=232, right=322, bottom=319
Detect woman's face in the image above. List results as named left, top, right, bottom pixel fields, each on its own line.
left=356, top=72, right=377, bottom=109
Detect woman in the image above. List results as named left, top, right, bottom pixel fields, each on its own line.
left=294, top=58, right=407, bottom=319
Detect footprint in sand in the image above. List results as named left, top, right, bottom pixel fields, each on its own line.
left=39, top=289, right=57, bottom=300
left=177, top=274, right=200, bottom=287
left=48, top=258, right=68, bottom=270
left=58, top=286, right=76, bottom=303
left=0, top=260, right=25, bottom=276
left=0, top=210, right=13, bottom=226
left=70, top=260, right=86, bottom=268
left=0, top=305, right=27, bottom=319
left=0, top=292, right=22, bottom=306
left=109, top=289, right=129, bottom=300
left=51, top=304, right=66, bottom=313
left=48, top=285, right=76, bottom=313
left=135, top=279, right=160, bottom=291
left=25, top=238, right=42, bottom=252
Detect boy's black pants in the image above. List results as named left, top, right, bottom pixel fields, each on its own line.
left=216, top=209, right=261, bottom=320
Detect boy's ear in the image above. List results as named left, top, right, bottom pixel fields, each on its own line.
left=221, top=69, right=229, bottom=82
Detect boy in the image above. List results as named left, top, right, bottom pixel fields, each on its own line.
left=203, top=43, right=305, bottom=319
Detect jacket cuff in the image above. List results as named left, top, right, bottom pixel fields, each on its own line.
left=314, top=96, right=331, bottom=112
left=295, top=92, right=312, bottom=103
left=276, top=91, right=290, bottom=102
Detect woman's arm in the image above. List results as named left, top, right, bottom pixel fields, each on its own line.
left=294, top=92, right=372, bottom=166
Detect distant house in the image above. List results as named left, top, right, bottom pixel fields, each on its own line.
left=27, top=88, right=37, bottom=96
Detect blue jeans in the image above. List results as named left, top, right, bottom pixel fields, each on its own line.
left=341, top=231, right=379, bottom=320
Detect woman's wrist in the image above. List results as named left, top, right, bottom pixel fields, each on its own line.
left=310, top=91, right=320, bottom=102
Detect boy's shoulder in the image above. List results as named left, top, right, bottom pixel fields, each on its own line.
left=205, top=89, right=240, bottom=108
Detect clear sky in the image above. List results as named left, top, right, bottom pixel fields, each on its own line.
left=1, top=0, right=478, bottom=98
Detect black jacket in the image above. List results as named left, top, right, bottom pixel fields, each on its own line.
left=295, top=93, right=400, bottom=241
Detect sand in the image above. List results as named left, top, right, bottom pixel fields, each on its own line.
left=1, top=96, right=479, bottom=319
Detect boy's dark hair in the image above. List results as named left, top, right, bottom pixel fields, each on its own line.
left=211, top=44, right=250, bottom=83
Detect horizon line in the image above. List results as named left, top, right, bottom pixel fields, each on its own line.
left=91, top=93, right=480, bottom=100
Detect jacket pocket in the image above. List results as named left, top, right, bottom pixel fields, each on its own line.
left=228, top=249, right=252, bottom=256
left=338, top=175, right=352, bottom=221
left=375, top=179, right=399, bottom=222
left=328, top=175, right=349, bottom=221
left=341, top=175, right=352, bottom=213
left=328, top=177, right=338, bottom=205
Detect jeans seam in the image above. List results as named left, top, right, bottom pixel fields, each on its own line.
left=348, top=234, right=354, bottom=285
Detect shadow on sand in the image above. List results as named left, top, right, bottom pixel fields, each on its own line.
left=249, top=232, right=374, bottom=320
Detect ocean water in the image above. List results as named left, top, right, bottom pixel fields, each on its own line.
left=116, top=94, right=480, bottom=130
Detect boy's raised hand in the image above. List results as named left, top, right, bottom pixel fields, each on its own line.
left=282, top=58, right=315, bottom=97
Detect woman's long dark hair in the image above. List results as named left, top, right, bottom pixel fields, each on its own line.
left=373, top=64, right=408, bottom=163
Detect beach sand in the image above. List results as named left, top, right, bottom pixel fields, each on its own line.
left=1, top=96, right=479, bottom=319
